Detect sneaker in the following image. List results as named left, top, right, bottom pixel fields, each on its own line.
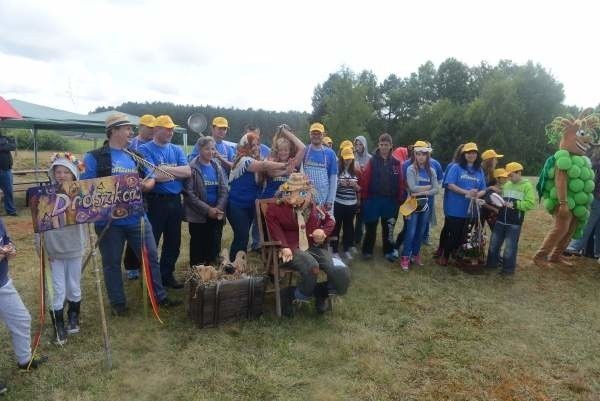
left=126, top=269, right=140, bottom=280
left=411, top=254, right=424, bottom=266
left=0, top=380, right=7, bottom=395
left=400, top=256, right=410, bottom=271
left=385, top=250, right=399, bottom=262
left=332, top=252, right=341, bottom=260
left=343, top=251, right=353, bottom=261
left=158, top=297, right=182, bottom=308
left=111, top=303, right=129, bottom=316
left=163, top=276, right=184, bottom=290
left=17, top=355, right=48, bottom=371
left=349, top=246, right=359, bottom=255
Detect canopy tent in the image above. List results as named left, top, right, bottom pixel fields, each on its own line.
left=0, top=99, right=188, bottom=167
left=0, top=96, right=23, bottom=120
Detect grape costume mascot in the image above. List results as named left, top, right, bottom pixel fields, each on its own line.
left=534, top=110, right=600, bottom=266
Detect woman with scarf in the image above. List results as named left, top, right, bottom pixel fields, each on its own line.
left=227, top=132, right=293, bottom=260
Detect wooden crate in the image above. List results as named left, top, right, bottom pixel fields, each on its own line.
left=187, top=276, right=265, bottom=328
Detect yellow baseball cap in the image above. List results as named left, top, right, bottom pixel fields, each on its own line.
left=309, top=122, right=325, bottom=133
left=212, top=116, right=228, bottom=128
left=462, top=142, right=479, bottom=153
left=339, top=140, right=353, bottom=150
left=493, top=168, right=509, bottom=178
left=340, top=147, right=354, bottom=160
left=139, top=114, right=156, bottom=128
left=482, top=149, right=504, bottom=160
left=505, top=162, right=524, bottom=173
left=154, top=115, right=177, bottom=129
left=322, top=136, right=333, bottom=145
left=413, top=140, right=428, bottom=148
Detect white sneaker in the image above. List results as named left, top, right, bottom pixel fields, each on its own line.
left=349, top=246, right=358, bottom=255
left=344, top=251, right=353, bottom=261
left=332, top=253, right=341, bottom=260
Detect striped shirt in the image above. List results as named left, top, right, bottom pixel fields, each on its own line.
left=335, top=170, right=358, bottom=205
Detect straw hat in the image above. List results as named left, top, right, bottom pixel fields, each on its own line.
left=105, top=113, right=134, bottom=131
left=279, top=173, right=313, bottom=192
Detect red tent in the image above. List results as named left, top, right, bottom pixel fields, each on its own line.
left=0, top=96, right=22, bottom=120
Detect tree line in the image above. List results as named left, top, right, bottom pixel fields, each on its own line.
left=94, top=58, right=600, bottom=173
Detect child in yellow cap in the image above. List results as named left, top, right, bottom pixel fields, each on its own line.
left=486, top=162, right=536, bottom=275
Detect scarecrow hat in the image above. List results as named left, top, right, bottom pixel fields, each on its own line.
left=279, top=172, right=313, bottom=192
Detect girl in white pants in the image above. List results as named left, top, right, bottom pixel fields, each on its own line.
left=36, top=153, right=86, bottom=345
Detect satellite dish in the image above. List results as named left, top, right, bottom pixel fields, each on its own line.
left=187, top=113, right=207, bottom=135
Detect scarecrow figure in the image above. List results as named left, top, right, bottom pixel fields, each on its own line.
left=534, top=110, right=600, bottom=266
left=266, top=173, right=350, bottom=316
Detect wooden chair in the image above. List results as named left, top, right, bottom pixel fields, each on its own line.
left=255, top=198, right=337, bottom=317
left=255, top=198, right=290, bottom=317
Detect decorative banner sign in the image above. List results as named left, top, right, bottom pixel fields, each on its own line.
left=28, top=173, right=144, bottom=233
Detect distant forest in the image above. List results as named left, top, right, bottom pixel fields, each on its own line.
left=93, top=58, right=600, bottom=172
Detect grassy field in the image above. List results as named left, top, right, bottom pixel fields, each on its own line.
left=1, top=151, right=600, bottom=400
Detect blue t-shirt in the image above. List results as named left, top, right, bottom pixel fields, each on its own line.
left=0, top=219, right=10, bottom=288
left=444, top=164, right=486, bottom=218
left=139, top=141, right=187, bottom=195
left=199, top=162, right=219, bottom=206
left=128, top=137, right=150, bottom=152
left=81, top=148, right=149, bottom=226
left=303, top=145, right=338, bottom=205
left=261, top=174, right=289, bottom=199
left=229, top=158, right=259, bottom=209
left=259, top=143, right=271, bottom=160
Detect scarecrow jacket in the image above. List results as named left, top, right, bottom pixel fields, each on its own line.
left=265, top=203, right=335, bottom=250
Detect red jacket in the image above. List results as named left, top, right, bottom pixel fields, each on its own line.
left=265, top=202, right=335, bottom=249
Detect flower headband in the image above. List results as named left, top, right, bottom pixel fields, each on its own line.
left=50, top=152, right=85, bottom=172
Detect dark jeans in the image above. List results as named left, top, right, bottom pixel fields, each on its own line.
left=96, top=218, right=166, bottom=306
left=123, top=243, right=140, bottom=270
left=189, top=219, right=224, bottom=266
left=440, top=216, right=469, bottom=258
left=332, top=202, right=357, bottom=253
left=362, top=216, right=397, bottom=256
left=401, top=207, right=432, bottom=257
left=486, top=222, right=522, bottom=273
left=281, top=247, right=350, bottom=298
left=354, top=211, right=364, bottom=245
left=0, top=169, right=16, bottom=214
left=226, top=204, right=254, bottom=261
left=146, top=194, right=183, bottom=281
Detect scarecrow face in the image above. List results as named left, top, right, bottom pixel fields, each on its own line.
left=560, top=121, right=592, bottom=155
left=282, top=188, right=312, bottom=209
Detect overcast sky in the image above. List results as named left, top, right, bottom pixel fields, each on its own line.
left=1, top=0, right=598, bottom=115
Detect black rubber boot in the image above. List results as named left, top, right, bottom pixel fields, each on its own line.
left=280, top=286, right=297, bottom=318
left=66, top=301, right=80, bottom=334
left=314, top=282, right=331, bottom=314
left=50, top=309, right=67, bottom=345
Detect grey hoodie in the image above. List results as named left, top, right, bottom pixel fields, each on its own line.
left=34, top=157, right=87, bottom=259
left=354, top=136, right=371, bottom=168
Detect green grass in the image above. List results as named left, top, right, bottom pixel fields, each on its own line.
left=1, top=151, right=599, bottom=400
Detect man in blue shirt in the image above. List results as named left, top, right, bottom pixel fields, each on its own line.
left=81, top=113, right=181, bottom=315
left=303, top=122, right=338, bottom=211
left=139, top=115, right=191, bottom=289
left=124, top=114, right=156, bottom=280
left=188, top=116, right=235, bottom=171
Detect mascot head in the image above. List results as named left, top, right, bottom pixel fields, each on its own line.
left=278, top=173, right=314, bottom=209
left=547, top=109, right=600, bottom=155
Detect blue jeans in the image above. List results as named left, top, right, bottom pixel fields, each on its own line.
left=146, top=195, right=183, bottom=281
left=96, top=217, right=166, bottom=306
left=486, top=222, right=522, bottom=273
left=0, top=170, right=16, bottom=214
left=567, top=198, right=600, bottom=256
left=227, top=203, right=254, bottom=261
left=401, top=207, right=431, bottom=257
